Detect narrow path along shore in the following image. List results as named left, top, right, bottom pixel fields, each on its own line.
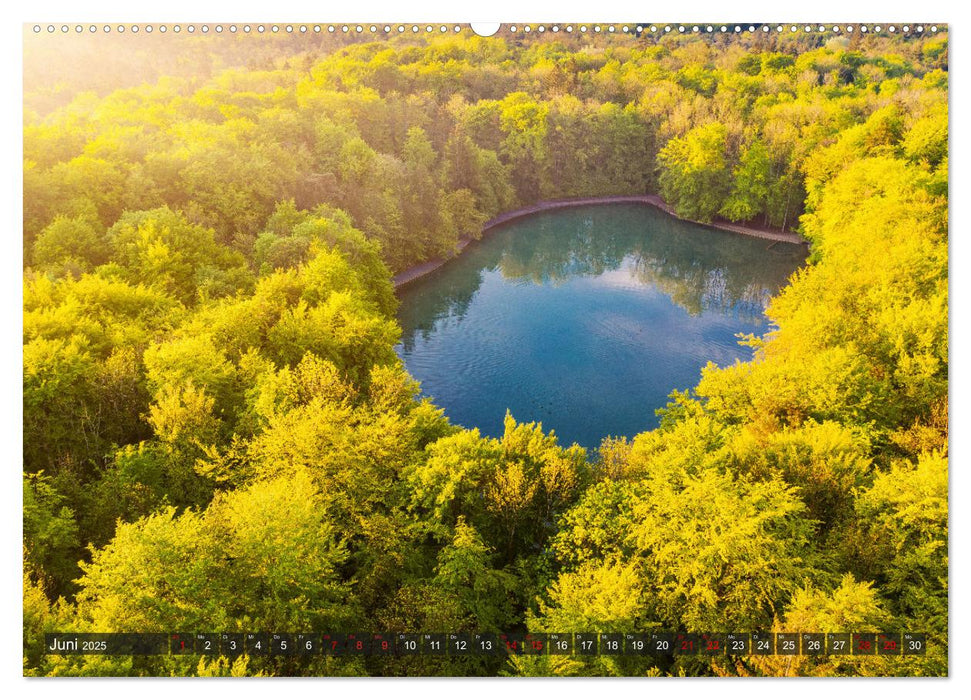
left=393, top=194, right=808, bottom=289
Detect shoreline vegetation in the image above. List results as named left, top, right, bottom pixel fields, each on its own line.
left=392, top=195, right=808, bottom=289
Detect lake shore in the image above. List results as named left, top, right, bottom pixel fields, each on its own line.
left=392, top=194, right=808, bottom=289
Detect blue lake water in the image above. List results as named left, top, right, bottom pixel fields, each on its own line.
left=395, top=203, right=806, bottom=450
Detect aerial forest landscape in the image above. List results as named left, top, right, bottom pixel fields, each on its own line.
left=22, top=23, right=948, bottom=677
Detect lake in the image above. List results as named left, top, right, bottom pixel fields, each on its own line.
left=395, top=203, right=807, bottom=450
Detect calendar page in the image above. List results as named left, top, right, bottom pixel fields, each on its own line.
left=21, top=18, right=948, bottom=679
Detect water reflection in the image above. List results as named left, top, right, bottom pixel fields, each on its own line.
left=399, top=204, right=803, bottom=350
left=395, top=203, right=806, bottom=447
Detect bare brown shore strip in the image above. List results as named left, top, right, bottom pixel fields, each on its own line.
left=393, top=195, right=807, bottom=289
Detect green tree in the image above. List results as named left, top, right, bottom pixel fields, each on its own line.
left=657, top=122, right=733, bottom=223
left=75, top=474, right=355, bottom=632
left=720, top=138, right=771, bottom=223
left=32, top=215, right=109, bottom=273
left=23, top=473, right=81, bottom=596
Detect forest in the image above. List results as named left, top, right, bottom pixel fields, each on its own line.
left=23, top=26, right=948, bottom=676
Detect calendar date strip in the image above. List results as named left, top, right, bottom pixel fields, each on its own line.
left=44, top=632, right=926, bottom=657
